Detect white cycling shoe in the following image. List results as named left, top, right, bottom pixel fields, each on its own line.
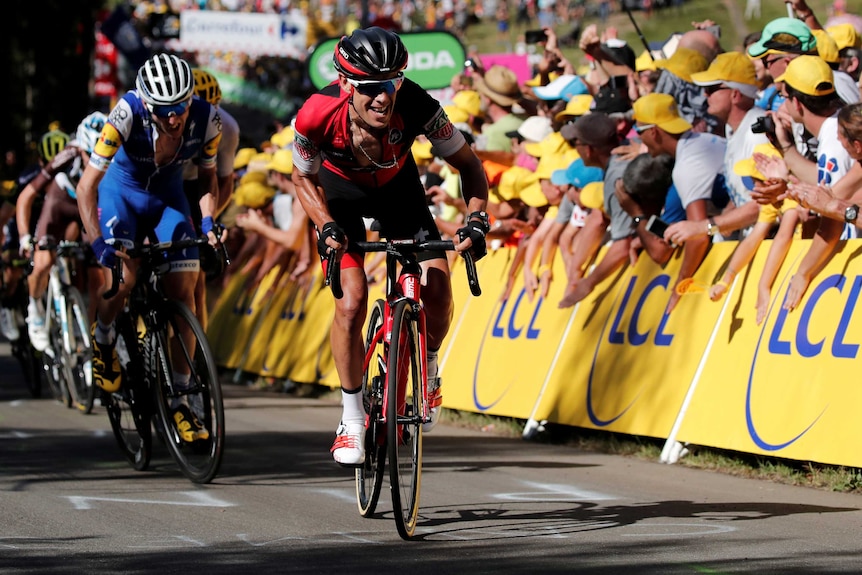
left=331, top=421, right=365, bottom=466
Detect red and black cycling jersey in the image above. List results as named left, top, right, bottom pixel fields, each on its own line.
left=293, top=78, right=465, bottom=188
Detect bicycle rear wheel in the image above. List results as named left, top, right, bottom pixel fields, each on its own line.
left=106, top=312, right=152, bottom=471
left=387, top=299, right=423, bottom=540
left=42, top=294, right=72, bottom=408
left=152, top=301, right=225, bottom=484
left=356, top=299, right=387, bottom=517
left=65, top=287, right=95, bottom=414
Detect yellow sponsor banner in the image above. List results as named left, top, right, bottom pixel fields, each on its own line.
left=530, top=243, right=737, bottom=438
left=221, top=266, right=282, bottom=369
left=285, top=274, right=340, bottom=385
left=441, top=247, right=573, bottom=419
left=676, top=239, right=862, bottom=467
left=242, top=268, right=294, bottom=374
left=207, top=269, right=254, bottom=368
left=259, top=276, right=314, bottom=378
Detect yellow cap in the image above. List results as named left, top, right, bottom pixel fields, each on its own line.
left=497, top=166, right=539, bottom=202
left=234, top=181, right=276, bottom=208
left=452, top=90, right=482, bottom=117
left=633, top=93, right=693, bottom=135
left=690, top=52, right=759, bottom=98
left=271, top=126, right=295, bottom=148
left=234, top=147, right=258, bottom=170
left=444, top=105, right=470, bottom=124
left=654, top=47, right=708, bottom=83
left=239, top=170, right=268, bottom=186
left=524, top=71, right=560, bottom=87
left=535, top=150, right=579, bottom=181
left=412, top=140, right=434, bottom=163
left=812, top=30, right=840, bottom=64
left=554, top=95, right=594, bottom=121
left=265, top=149, right=294, bottom=175
left=246, top=152, right=274, bottom=173
left=524, top=131, right=572, bottom=158
left=635, top=50, right=657, bottom=72
left=826, top=23, right=861, bottom=51
left=774, top=55, right=835, bottom=97
left=579, top=180, right=605, bottom=210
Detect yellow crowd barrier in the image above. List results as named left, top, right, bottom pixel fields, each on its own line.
left=207, top=238, right=862, bottom=468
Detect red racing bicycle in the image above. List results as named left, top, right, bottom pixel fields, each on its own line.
left=327, top=238, right=481, bottom=539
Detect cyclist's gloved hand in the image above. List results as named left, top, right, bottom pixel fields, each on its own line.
left=201, top=216, right=214, bottom=237
left=91, top=236, right=117, bottom=269
left=18, top=234, right=33, bottom=257
left=317, top=222, right=346, bottom=258
left=457, top=211, right=491, bottom=261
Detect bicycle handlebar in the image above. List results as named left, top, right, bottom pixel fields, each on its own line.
left=324, top=239, right=482, bottom=299
left=102, top=236, right=211, bottom=300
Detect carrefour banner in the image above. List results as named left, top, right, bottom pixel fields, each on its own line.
left=168, top=10, right=308, bottom=58
left=306, top=31, right=466, bottom=91
left=675, top=239, right=862, bottom=467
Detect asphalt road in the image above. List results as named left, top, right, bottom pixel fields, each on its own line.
left=1, top=341, right=861, bottom=574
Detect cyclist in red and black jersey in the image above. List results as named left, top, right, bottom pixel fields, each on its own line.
left=293, top=27, right=490, bottom=467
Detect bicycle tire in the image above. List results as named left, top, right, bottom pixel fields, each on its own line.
left=356, top=299, right=387, bottom=517
left=387, top=299, right=423, bottom=540
left=12, top=329, right=43, bottom=399
left=65, top=286, right=95, bottom=414
left=42, top=291, right=72, bottom=408
left=105, top=312, right=152, bottom=471
left=152, top=301, right=225, bottom=484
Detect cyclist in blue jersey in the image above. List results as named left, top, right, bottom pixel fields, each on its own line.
left=76, top=53, right=223, bottom=441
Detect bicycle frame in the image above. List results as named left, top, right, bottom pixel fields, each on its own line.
left=43, top=244, right=79, bottom=357
left=362, top=249, right=430, bottom=427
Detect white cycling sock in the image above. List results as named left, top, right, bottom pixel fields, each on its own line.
left=94, top=320, right=115, bottom=345
left=427, top=348, right=439, bottom=381
left=27, top=297, right=43, bottom=318
left=171, top=372, right=191, bottom=410
left=341, top=386, right=365, bottom=426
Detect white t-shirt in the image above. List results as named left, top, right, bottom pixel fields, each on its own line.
left=272, top=192, right=294, bottom=231
left=816, top=115, right=854, bottom=186
left=672, top=131, right=727, bottom=209
left=725, top=107, right=769, bottom=208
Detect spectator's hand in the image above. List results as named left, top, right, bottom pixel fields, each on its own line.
left=524, top=268, right=539, bottom=301
left=783, top=273, right=810, bottom=312
left=787, top=179, right=832, bottom=213
left=665, top=219, right=707, bottom=245
left=613, top=141, right=648, bottom=161
left=538, top=266, right=553, bottom=299
left=772, top=109, right=795, bottom=151
left=753, top=153, right=789, bottom=182
left=691, top=19, right=716, bottom=29
left=289, top=257, right=312, bottom=283
left=601, top=26, right=619, bottom=42
left=558, top=277, right=592, bottom=308
left=752, top=178, right=788, bottom=205
left=543, top=26, right=559, bottom=52
left=629, top=234, right=643, bottom=266
left=579, top=24, right=601, bottom=52
left=235, top=208, right=266, bottom=233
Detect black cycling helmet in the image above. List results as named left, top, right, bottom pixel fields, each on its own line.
left=38, top=130, right=71, bottom=163
left=333, top=27, right=408, bottom=80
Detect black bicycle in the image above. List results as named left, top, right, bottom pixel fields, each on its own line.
left=103, top=236, right=226, bottom=483
left=1, top=256, right=44, bottom=399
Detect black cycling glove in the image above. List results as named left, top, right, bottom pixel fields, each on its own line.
left=317, top=221, right=346, bottom=258
left=457, top=211, right=491, bottom=261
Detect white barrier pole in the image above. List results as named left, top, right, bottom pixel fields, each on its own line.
left=660, top=277, right=737, bottom=463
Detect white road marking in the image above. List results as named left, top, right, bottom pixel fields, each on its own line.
left=0, top=430, right=33, bottom=439
left=493, top=480, right=618, bottom=502
left=310, top=487, right=357, bottom=503
left=621, top=522, right=737, bottom=536
left=65, top=491, right=236, bottom=510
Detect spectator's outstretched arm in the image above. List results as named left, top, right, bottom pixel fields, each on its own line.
left=788, top=0, right=822, bottom=30
left=666, top=198, right=711, bottom=314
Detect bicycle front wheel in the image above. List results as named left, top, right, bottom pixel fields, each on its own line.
left=65, top=287, right=95, bottom=414
left=356, top=299, right=387, bottom=517
left=387, top=299, right=423, bottom=540
left=152, top=301, right=225, bottom=484
left=106, top=312, right=152, bottom=471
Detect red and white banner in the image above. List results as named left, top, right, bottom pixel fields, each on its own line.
left=93, top=30, right=119, bottom=99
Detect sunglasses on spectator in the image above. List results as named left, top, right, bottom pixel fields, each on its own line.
left=633, top=124, right=655, bottom=134
left=704, top=84, right=731, bottom=96
left=148, top=99, right=192, bottom=118
left=347, top=73, right=405, bottom=96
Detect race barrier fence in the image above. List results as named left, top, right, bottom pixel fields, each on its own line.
left=208, top=238, right=862, bottom=469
